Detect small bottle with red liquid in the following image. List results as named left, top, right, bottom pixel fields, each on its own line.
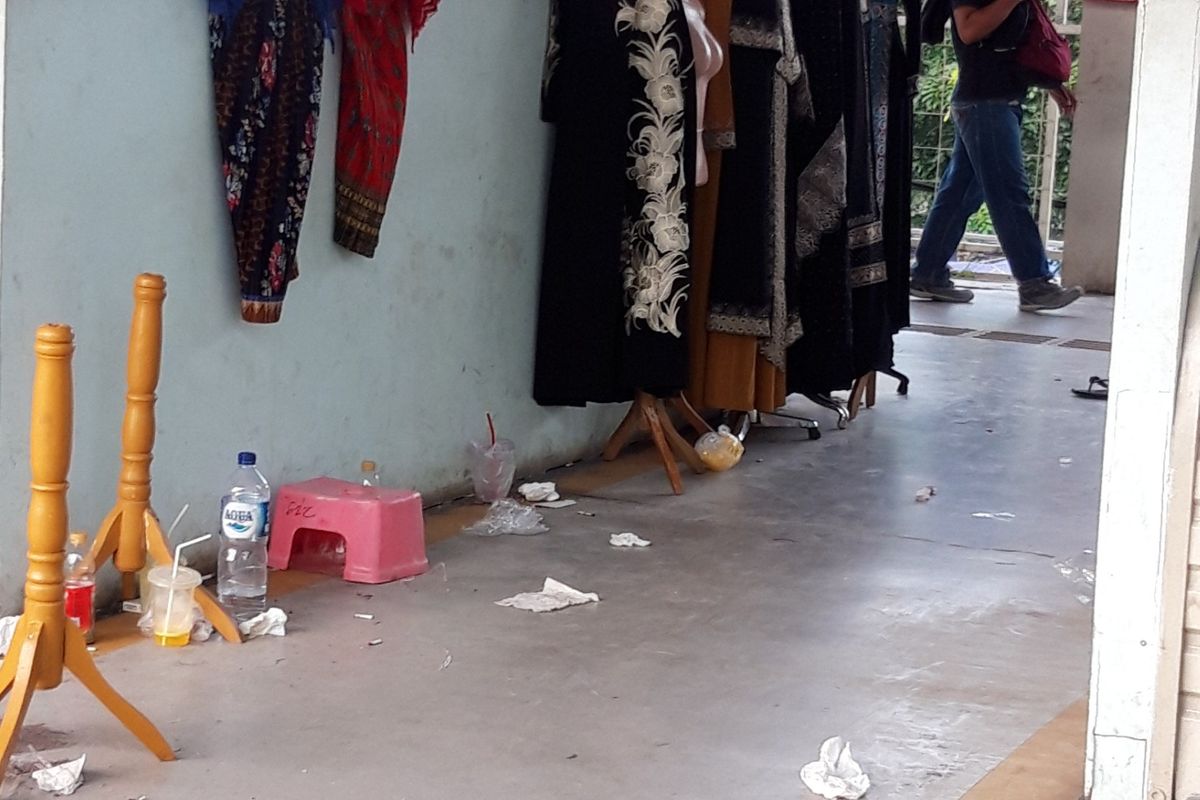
left=64, top=531, right=95, bottom=644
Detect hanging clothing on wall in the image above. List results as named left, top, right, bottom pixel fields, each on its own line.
left=210, top=0, right=335, bottom=324
left=335, top=0, right=440, bottom=257
left=534, top=0, right=697, bottom=407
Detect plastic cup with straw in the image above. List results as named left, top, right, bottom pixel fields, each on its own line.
left=149, top=533, right=210, bottom=648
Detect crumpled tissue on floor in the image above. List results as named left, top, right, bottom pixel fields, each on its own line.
left=517, top=482, right=560, bottom=503
left=495, top=578, right=599, bottom=613
left=32, top=754, right=85, bottom=796
left=239, top=608, right=288, bottom=639
left=610, top=532, right=651, bottom=548
left=800, top=737, right=870, bottom=800
left=0, top=615, right=20, bottom=656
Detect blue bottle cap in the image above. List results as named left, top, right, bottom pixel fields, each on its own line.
left=237, top=451, right=257, bottom=466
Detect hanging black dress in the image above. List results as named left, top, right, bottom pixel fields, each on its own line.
left=534, top=0, right=697, bottom=407
left=784, top=0, right=858, bottom=396
left=845, top=0, right=917, bottom=378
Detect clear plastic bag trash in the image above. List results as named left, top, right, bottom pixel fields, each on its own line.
left=694, top=425, right=745, bottom=472
left=1055, top=549, right=1096, bottom=606
left=467, top=499, right=548, bottom=537
left=469, top=439, right=516, bottom=503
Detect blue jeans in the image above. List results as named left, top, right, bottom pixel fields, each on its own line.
left=913, top=100, right=1051, bottom=285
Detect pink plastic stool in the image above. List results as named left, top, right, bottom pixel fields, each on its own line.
left=268, top=477, right=427, bottom=584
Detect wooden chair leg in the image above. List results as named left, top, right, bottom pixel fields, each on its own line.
left=640, top=397, right=684, bottom=495
left=848, top=374, right=871, bottom=421
left=658, top=401, right=707, bottom=475
left=0, top=618, right=28, bottom=705
left=602, top=403, right=644, bottom=462
left=670, top=395, right=712, bottom=437
left=866, top=371, right=878, bottom=409
left=87, top=508, right=123, bottom=574
left=63, top=623, right=175, bottom=762
left=193, top=587, right=243, bottom=645
left=0, top=621, right=44, bottom=779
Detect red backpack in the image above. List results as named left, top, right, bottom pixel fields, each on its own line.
left=1017, top=0, right=1073, bottom=85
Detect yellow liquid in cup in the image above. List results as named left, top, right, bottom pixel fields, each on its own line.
left=154, top=630, right=190, bottom=648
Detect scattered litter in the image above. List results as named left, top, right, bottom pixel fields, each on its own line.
left=1055, top=549, right=1096, bottom=606
left=800, top=737, right=870, bottom=800
left=368, top=638, right=384, bottom=647
left=536, top=499, right=578, bottom=509
left=354, top=613, right=376, bottom=621
left=518, top=482, right=560, bottom=503
left=496, top=578, right=600, bottom=613
left=121, top=601, right=142, bottom=615
left=694, top=426, right=745, bottom=471
left=914, top=486, right=936, bottom=503
left=32, top=754, right=85, bottom=796
left=1059, top=457, right=1073, bottom=466
left=191, top=616, right=214, bottom=643
left=610, top=532, right=651, bottom=548
left=972, top=512, right=1016, bottom=521
left=469, top=414, right=516, bottom=503
left=576, top=511, right=597, bottom=518
left=238, top=608, right=288, bottom=639
left=0, top=615, right=20, bottom=656
left=439, top=651, right=453, bottom=671
left=467, top=499, right=548, bottom=537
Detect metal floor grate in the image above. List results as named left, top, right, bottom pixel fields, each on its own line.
left=908, top=323, right=974, bottom=336
left=907, top=324, right=1111, bottom=352
left=1059, top=338, right=1112, bottom=352
left=976, top=331, right=1058, bottom=345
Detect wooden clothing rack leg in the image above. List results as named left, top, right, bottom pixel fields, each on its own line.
left=87, top=274, right=241, bottom=644
left=848, top=367, right=911, bottom=421
left=602, top=391, right=710, bottom=495
left=0, top=325, right=174, bottom=778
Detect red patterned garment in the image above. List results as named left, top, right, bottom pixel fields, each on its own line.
left=335, top=0, right=440, bottom=257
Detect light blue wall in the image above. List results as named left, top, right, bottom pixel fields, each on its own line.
left=0, top=0, right=623, bottom=610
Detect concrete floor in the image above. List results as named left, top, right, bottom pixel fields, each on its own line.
left=2, top=287, right=1111, bottom=799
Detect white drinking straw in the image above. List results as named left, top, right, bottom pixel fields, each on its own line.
left=161, top=533, right=212, bottom=640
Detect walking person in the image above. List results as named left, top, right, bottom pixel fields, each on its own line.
left=911, top=0, right=1082, bottom=311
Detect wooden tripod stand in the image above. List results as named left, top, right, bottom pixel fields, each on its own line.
left=87, top=275, right=241, bottom=644
left=602, top=392, right=710, bottom=495
left=0, top=324, right=175, bottom=777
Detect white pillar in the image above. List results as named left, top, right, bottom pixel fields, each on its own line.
left=1061, top=0, right=1137, bottom=293
left=1086, top=1, right=1200, bottom=797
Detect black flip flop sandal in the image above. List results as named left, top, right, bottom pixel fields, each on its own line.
left=1071, top=376, right=1108, bottom=400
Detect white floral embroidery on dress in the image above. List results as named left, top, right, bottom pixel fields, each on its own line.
left=616, top=0, right=690, bottom=338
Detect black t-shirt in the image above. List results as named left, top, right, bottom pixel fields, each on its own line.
left=950, top=0, right=1031, bottom=102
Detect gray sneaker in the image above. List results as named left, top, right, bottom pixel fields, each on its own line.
left=1019, top=279, right=1083, bottom=312
left=910, top=281, right=975, bottom=303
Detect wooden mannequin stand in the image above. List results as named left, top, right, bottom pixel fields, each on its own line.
left=602, top=392, right=711, bottom=495
left=848, top=367, right=911, bottom=421
left=87, top=275, right=241, bottom=644
left=0, top=324, right=174, bottom=776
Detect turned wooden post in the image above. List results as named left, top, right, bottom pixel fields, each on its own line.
left=0, top=323, right=175, bottom=778
left=24, top=324, right=74, bottom=690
